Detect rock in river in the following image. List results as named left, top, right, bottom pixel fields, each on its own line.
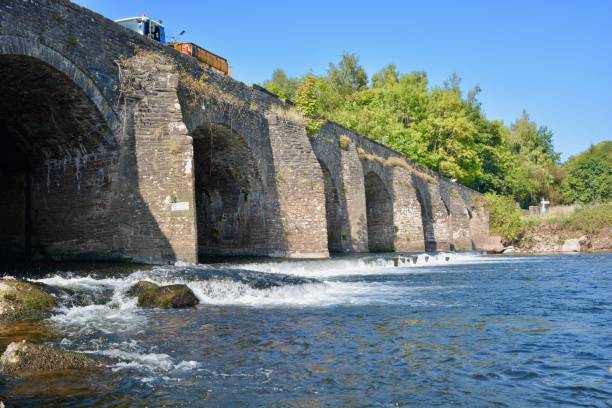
left=127, top=281, right=199, bottom=308
left=0, top=279, right=57, bottom=321
left=0, top=340, right=95, bottom=375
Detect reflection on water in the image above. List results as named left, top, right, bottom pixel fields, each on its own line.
left=0, top=252, right=611, bottom=406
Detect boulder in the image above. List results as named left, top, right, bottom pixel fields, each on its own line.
left=578, top=235, right=591, bottom=250
left=502, top=246, right=516, bottom=254
left=0, top=279, right=57, bottom=321
left=476, top=236, right=505, bottom=253
left=0, top=340, right=95, bottom=375
left=127, top=281, right=198, bottom=308
left=561, top=239, right=580, bottom=252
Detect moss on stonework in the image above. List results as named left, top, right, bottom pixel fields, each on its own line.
left=0, top=340, right=95, bottom=375
left=178, top=72, right=245, bottom=108
left=0, top=280, right=57, bottom=321
left=338, top=135, right=351, bottom=150
left=127, top=281, right=198, bottom=309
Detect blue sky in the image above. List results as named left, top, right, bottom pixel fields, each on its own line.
left=74, top=0, right=611, bottom=160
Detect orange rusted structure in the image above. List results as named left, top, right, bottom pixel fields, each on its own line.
left=169, top=42, right=230, bottom=76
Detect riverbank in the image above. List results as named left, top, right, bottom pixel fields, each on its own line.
left=514, top=224, right=612, bottom=253
left=490, top=202, right=612, bottom=254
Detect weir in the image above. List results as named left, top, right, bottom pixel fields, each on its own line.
left=0, top=0, right=495, bottom=264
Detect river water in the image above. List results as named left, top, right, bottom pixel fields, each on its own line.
left=1, top=253, right=611, bottom=407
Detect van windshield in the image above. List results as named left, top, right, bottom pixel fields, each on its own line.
left=117, top=19, right=144, bottom=35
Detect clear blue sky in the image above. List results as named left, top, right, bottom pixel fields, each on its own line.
left=74, top=0, right=611, bottom=160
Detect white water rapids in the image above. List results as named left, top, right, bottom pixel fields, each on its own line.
left=20, top=252, right=520, bottom=378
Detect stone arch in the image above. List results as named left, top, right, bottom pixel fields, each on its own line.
left=364, top=171, right=394, bottom=252
left=0, top=36, right=120, bottom=138
left=191, top=123, right=269, bottom=258
left=319, top=160, right=343, bottom=253
left=0, top=41, right=122, bottom=259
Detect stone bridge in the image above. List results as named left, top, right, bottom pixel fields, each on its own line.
left=0, top=0, right=494, bottom=264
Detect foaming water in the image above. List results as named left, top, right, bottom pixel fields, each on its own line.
left=226, top=251, right=526, bottom=278
left=1, top=253, right=611, bottom=407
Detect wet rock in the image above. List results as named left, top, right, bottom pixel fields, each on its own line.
left=128, top=281, right=198, bottom=308
left=127, top=280, right=159, bottom=299
left=0, top=340, right=95, bottom=375
left=0, top=279, right=57, bottom=321
left=502, top=246, right=516, bottom=254
left=561, top=239, right=580, bottom=252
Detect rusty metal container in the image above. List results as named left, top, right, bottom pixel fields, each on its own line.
left=170, top=42, right=230, bottom=76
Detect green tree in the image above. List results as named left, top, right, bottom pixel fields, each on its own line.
left=508, top=111, right=562, bottom=206
left=327, top=52, right=368, bottom=95
left=371, top=64, right=399, bottom=88
left=294, top=74, right=326, bottom=135
left=262, top=68, right=299, bottom=100
left=261, top=54, right=566, bottom=206
left=560, top=141, right=611, bottom=203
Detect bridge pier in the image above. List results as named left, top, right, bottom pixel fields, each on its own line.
left=391, top=168, right=426, bottom=252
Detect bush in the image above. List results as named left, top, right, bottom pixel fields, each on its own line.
left=483, top=193, right=522, bottom=244
left=563, top=203, right=612, bottom=234
left=560, top=141, right=611, bottom=204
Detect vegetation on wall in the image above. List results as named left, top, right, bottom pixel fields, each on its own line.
left=262, top=52, right=609, bottom=208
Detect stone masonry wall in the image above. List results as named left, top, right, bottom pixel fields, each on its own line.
left=0, top=0, right=493, bottom=262
left=310, top=123, right=368, bottom=253
left=119, top=51, right=198, bottom=263
left=266, top=114, right=329, bottom=258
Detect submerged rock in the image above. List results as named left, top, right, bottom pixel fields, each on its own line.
left=128, top=281, right=198, bottom=308
left=0, top=279, right=57, bottom=321
left=180, top=268, right=320, bottom=289
left=0, top=340, right=95, bottom=375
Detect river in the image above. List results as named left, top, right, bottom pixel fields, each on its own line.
left=1, top=253, right=611, bottom=407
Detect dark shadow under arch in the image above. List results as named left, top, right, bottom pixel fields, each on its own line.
left=0, top=47, right=173, bottom=263
left=364, top=171, right=394, bottom=252
left=192, top=123, right=267, bottom=258
left=319, top=161, right=343, bottom=253
left=0, top=54, right=117, bottom=259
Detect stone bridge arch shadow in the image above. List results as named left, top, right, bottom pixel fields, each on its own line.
left=363, top=171, right=394, bottom=252
left=318, top=160, right=349, bottom=253
left=178, top=93, right=288, bottom=260
left=412, top=175, right=438, bottom=252
left=0, top=37, right=173, bottom=262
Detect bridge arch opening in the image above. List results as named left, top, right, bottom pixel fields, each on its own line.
left=192, top=123, right=267, bottom=258
left=364, top=171, right=394, bottom=252
left=319, top=161, right=343, bottom=253
left=0, top=54, right=116, bottom=260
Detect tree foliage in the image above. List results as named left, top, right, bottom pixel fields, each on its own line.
left=261, top=69, right=299, bottom=101
left=262, top=52, right=606, bottom=207
left=559, top=141, right=611, bottom=204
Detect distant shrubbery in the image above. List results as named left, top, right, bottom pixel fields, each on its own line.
left=561, top=203, right=612, bottom=234
left=483, top=193, right=522, bottom=244
left=486, top=193, right=611, bottom=244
